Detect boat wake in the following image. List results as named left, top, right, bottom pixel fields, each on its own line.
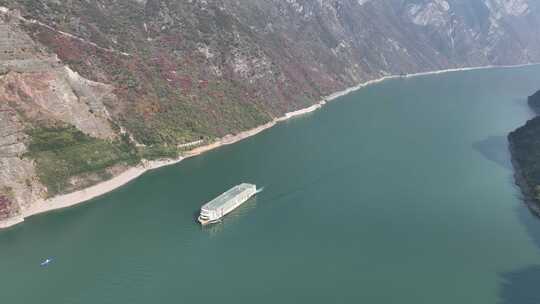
left=255, top=187, right=264, bottom=194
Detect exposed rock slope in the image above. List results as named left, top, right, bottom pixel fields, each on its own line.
left=0, top=11, right=120, bottom=219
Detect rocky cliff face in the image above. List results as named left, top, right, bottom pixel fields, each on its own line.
left=0, top=0, right=539, bottom=221
left=0, top=11, right=121, bottom=219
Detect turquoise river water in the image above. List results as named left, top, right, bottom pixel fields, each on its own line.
left=2, top=65, right=540, bottom=303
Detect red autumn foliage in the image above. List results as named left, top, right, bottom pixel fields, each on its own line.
left=0, top=196, right=13, bottom=218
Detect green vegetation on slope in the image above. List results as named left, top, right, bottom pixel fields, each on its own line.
left=138, top=144, right=179, bottom=160
left=25, top=126, right=141, bottom=196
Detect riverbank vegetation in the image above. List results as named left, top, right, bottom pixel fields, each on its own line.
left=25, top=126, right=140, bottom=196
left=24, top=125, right=191, bottom=196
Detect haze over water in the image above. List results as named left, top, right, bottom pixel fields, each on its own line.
left=2, top=65, right=540, bottom=303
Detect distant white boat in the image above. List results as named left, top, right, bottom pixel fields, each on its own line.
left=40, top=258, right=53, bottom=266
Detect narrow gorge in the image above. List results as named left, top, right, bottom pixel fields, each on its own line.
left=1, top=0, right=540, bottom=225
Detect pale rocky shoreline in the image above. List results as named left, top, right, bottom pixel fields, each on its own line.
left=1, top=62, right=537, bottom=229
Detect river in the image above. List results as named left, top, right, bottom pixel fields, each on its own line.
left=2, top=65, right=540, bottom=303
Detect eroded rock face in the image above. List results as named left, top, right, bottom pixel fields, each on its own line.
left=0, top=62, right=116, bottom=214
left=0, top=12, right=119, bottom=217
left=0, top=67, right=115, bottom=139
left=0, top=101, right=46, bottom=214
left=0, top=157, right=45, bottom=214
left=0, top=195, right=17, bottom=219
left=407, top=1, right=450, bottom=27
left=486, top=0, right=530, bottom=17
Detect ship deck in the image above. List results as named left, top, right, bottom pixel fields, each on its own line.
left=202, top=183, right=255, bottom=211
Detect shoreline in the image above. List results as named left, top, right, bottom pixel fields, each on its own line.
left=1, top=62, right=538, bottom=229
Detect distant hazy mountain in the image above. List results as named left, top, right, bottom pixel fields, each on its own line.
left=0, top=0, right=539, bottom=221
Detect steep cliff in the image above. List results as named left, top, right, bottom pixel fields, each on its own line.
left=0, top=0, right=539, bottom=222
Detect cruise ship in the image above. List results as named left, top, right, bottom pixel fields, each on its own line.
left=198, top=183, right=257, bottom=225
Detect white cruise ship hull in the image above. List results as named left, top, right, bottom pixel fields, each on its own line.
left=198, top=184, right=257, bottom=225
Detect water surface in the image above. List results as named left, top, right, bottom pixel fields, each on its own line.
left=2, top=65, right=540, bottom=303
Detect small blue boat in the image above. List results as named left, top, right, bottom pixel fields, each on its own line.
left=40, top=258, right=53, bottom=266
